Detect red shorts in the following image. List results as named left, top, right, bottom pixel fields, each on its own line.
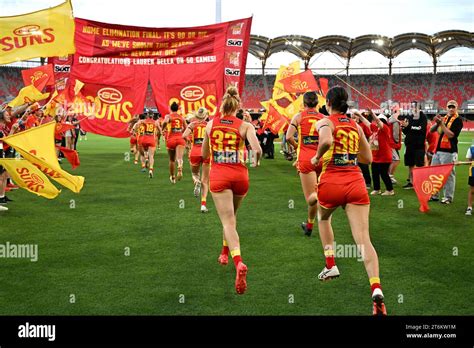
left=189, top=155, right=210, bottom=166
left=317, top=178, right=370, bottom=209
left=139, top=136, right=156, bottom=149
left=130, top=136, right=137, bottom=145
left=297, top=159, right=322, bottom=175
left=166, top=137, right=186, bottom=150
left=210, top=165, right=249, bottom=196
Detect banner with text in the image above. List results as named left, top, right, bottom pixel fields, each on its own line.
left=71, top=17, right=252, bottom=138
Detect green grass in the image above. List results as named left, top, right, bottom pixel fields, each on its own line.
left=1, top=132, right=473, bottom=315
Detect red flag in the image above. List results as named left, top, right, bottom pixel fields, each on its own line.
left=55, top=123, right=75, bottom=137
left=280, top=70, right=319, bottom=94
left=57, top=146, right=80, bottom=169
left=262, top=105, right=288, bottom=135
left=413, top=164, right=454, bottom=212
left=318, top=78, right=329, bottom=96
left=21, top=64, right=55, bottom=91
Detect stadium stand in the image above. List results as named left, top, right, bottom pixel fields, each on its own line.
left=1, top=66, right=473, bottom=114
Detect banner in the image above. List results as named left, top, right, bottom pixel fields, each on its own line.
left=2, top=122, right=84, bottom=193
left=413, top=164, right=454, bottom=212
left=0, top=0, right=75, bottom=65
left=71, top=17, right=252, bottom=138
left=48, top=55, right=74, bottom=91
left=0, top=159, right=60, bottom=199
left=21, top=64, right=55, bottom=91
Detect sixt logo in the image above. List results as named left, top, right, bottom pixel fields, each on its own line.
left=54, top=65, right=71, bottom=73
left=97, top=87, right=123, bottom=104
left=225, top=68, right=240, bottom=76
left=180, top=86, right=204, bottom=102
left=226, top=39, right=243, bottom=47
left=0, top=25, right=55, bottom=52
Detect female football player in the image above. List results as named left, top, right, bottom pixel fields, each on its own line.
left=202, top=86, right=262, bottom=295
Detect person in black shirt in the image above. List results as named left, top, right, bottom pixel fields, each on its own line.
left=401, top=101, right=427, bottom=189
left=428, top=100, right=464, bottom=204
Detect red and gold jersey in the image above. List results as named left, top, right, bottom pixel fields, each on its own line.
left=143, top=119, right=156, bottom=136
left=209, top=116, right=246, bottom=168
left=319, top=114, right=362, bottom=184
left=191, top=120, right=207, bottom=147
left=297, top=108, right=324, bottom=161
left=166, top=112, right=186, bottom=140
left=136, top=122, right=145, bottom=137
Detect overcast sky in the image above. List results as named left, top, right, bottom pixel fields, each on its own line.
left=2, top=0, right=473, bottom=72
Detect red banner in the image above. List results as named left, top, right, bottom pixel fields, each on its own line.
left=48, top=55, right=73, bottom=91
left=413, top=164, right=454, bottom=212
left=70, top=17, right=252, bottom=138
left=21, top=64, right=55, bottom=91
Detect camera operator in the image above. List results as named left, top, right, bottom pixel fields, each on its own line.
left=401, top=101, right=427, bottom=189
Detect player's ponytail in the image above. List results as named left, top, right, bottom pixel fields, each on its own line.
left=220, top=86, right=241, bottom=116
left=326, top=86, right=349, bottom=114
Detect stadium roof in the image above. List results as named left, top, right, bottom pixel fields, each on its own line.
left=249, top=30, right=474, bottom=69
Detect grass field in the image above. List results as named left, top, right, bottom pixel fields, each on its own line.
left=1, top=132, right=473, bottom=316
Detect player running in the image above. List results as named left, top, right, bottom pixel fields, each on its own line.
left=309, top=86, right=387, bottom=316
left=128, top=115, right=140, bottom=165
left=286, top=91, right=324, bottom=236
left=162, top=102, right=186, bottom=184
left=202, top=86, right=262, bottom=295
left=182, top=107, right=210, bottom=213
left=139, top=111, right=159, bottom=178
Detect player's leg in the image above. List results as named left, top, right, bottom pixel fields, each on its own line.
left=345, top=203, right=386, bottom=315
left=175, top=145, right=185, bottom=181
left=190, top=163, right=201, bottom=196
left=299, top=171, right=317, bottom=236
left=212, top=189, right=247, bottom=294
left=147, top=146, right=156, bottom=178
left=200, top=163, right=210, bottom=212
left=168, top=149, right=176, bottom=183
left=316, top=203, right=339, bottom=281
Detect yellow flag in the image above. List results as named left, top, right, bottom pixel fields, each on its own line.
left=43, top=90, right=59, bottom=117
left=0, top=159, right=60, bottom=199
left=285, top=95, right=304, bottom=118
left=2, top=122, right=84, bottom=193
left=317, top=94, right=326, bottom=108
left=0, top=0, right=75, bottom=65
left=8, top=85, right=50, bottom=107
left=272, top=62, right=301, bottom=100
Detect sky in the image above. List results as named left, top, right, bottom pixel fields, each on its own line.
left=2, top=0, right=473, bottom=72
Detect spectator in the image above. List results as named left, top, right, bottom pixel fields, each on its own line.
left=429, top=100, right=464, bottom=204
left=388, top=104, right=402, bottom=184
left=425, top=114, right=440, bottom=165
left=465, top=140, right=474, bottom=216
left=401, top=101, right=427, bottom=189
left=367, top=111, right=395, bottom=196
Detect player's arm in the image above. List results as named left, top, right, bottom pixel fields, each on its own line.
left=285, top=113, right=300, bottom=149
left=244, top=122, right=262, bottom=165
left=161, top=114, right=170, bottom=130
left=201, top=121, right=212, bottom=160
left=182, top=122, right=193, bottom=139
left=311, top=118, right=333, bottom=165
left=357, top=124, right=372, bottom=164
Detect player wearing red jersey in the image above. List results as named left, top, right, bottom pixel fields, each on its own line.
left=162, top=102, right=186, bottom=184
left=183, top=107, right=210, bottom=212
left=309, top=86, right=387, bottom=316
left=286, top=91, right=324, bottom=236
left=132, top=114, right=148, bottom=172
left=202, top=86, right=262, bottom=295
left=127, top=115, right=140, bottom=165
left=139, top=111, right=158, bottom=178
